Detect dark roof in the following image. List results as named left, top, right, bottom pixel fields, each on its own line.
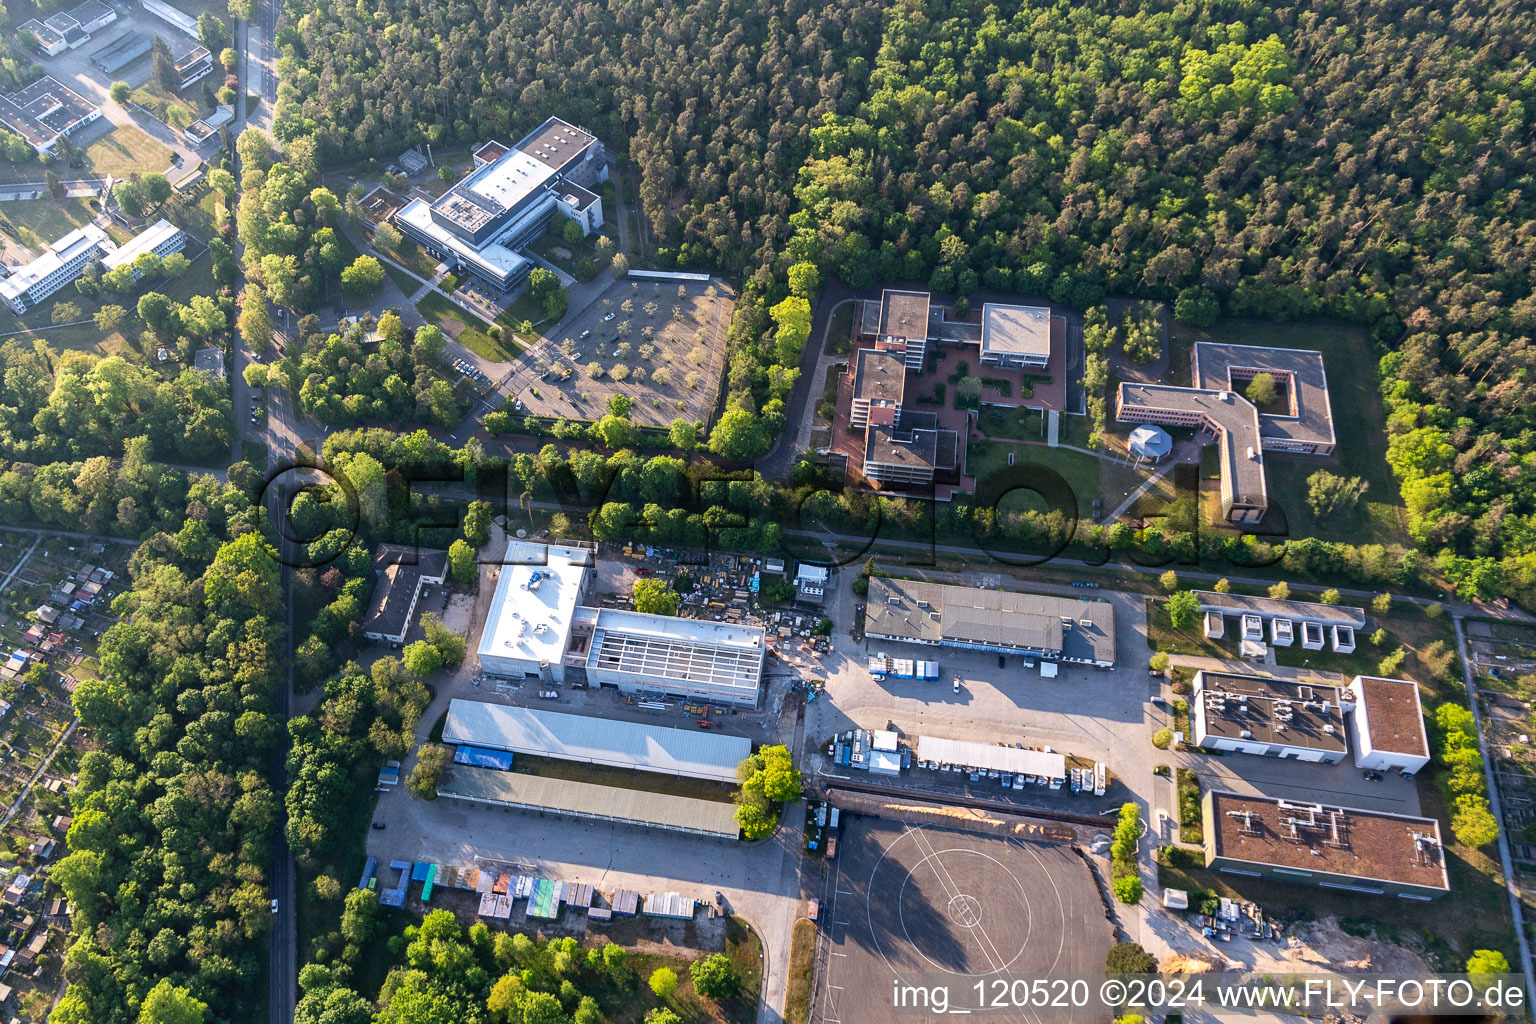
left=1208, top=790, right=1448, bottom=892
left=474, top=140, right=510, bottom=163
left=1354, top=676, right=1429, bottom=758
left=361, top=545, right=448, bottom=639
left=1195, top=672, right=1347, bottom=754
left=514, top=117, right=597, bottom=173
left=863, top=576, right=1115, bottom=664
left=876, top=289, right=931, bottom=340
left=852, top=348, right=906, bottom=404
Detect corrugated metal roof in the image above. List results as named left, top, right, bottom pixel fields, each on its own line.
left=916, top=736, right=1066, bottom=778
left=443, top=700, right=749, bottom=781
left=438, top=765, right=741, bottom=838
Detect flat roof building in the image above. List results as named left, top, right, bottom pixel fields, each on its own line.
left=476, top=542, right=592, bottom=680
left=102, top=219, right=186, bottom=278
left=0, top=223, right=111, bottom=314
left=916, top=735, right=1066, bottom=781
left=862, top=419, right=958, bottom=488
left=91, top=32, right=152, bottom=73
left=1116, top=342, right=1337, bottom=524
left=361, top=544, right=448, bottom=643
left=1192, top=672, right=1348, bottom=762
left=1349, top=675, right=1430, bottom=775
left=1192, top=590, right=1366, bottom=629
left=393, top=117, right=606, bottom=291
left=864, top=576, right=1115, bottom=666
left=438, top=766, right=740, bottom=839
left=979, top=303, right=1052, bottom=369
left=0, top=76, right=101, bottom=155
left=171, top=43, right=213, bottom=89
left=442, top=700, right=750, bottom=782
left=580, top=607, right=765, bottom=707
left=849, top=348, right=906, bottom=430
left=1203, top=790, right=1448, bottom=900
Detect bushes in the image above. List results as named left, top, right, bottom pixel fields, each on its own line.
left=1434, top=702, right=1499, bottom=848
left=1176, top=768, right=1202, bottom=844
left=1109, top=803, right=1142, bottom=902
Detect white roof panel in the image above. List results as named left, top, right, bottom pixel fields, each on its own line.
left=917, top=736, right=1065, bottom=778
left=476, top=543, right=590, bottom=668
left=443, top=700, right=750, bottom=782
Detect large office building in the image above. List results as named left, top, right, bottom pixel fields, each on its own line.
left=0, top=76, right=101, bottom=156
left=863, top=576, right=1115, bottom=666
left=1202, top=790, right=1449, bottom=900
left=576, top=607, right=765, bottom=708
left=442, top=700, right=750, bottom=782
left=1116, top=343, right=1336, bottom=523
left=476, top=543, right=593, bottom=682
left=0, top=224, right=111, bottom=314
left=394, top=117, right=606, bottom=291
left=1191, top=672, right=1348, bottom=763
left=0, top=219, right=187, bottom=315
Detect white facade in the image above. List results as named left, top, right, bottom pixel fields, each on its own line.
left=102, top=219, right=186, bottom=280
left=476, top=543, right=591, bottom=681
left=1333, top=624, right=1356, bottom=653
left=1270, top=617, right=1293, bottom=646
left=0, top=224, right=111, bottom=314
left=1350, top=676, right=1431, bottom=776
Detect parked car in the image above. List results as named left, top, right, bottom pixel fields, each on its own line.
left=538, top=690, right=559, bottom=699
left=696, top=720, right=715, bottom=728
left=270, top=899, right=279, bottom=914
left=372, top=822, right=385, bottom=830
left=997, top=655, right=1006, bottom=668
left=604, top=312, right=616, bottom=322
left=580, top=329, right=591, bottom=339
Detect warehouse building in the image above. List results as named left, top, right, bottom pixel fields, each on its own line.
left=863, top=576, right=1115, bottom=666
left=394, top=116, right=607, bottom=291
left=442, top=700, right=750, bottom=782
left=476, top=542, right=592, bottom=680
left=1203, top=790, right=1448, bottom=900
left=1191, top=672, right=1348, bottom=763
left=438, top=767, right=740, bottom=839
left=576, top=607, right=765, bottom=708
left=1349, top=675, right=1430, bottom=776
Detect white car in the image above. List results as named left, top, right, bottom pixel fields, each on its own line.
left=603, top=312, right=616, bottom=322
left=270, top=899, right=279, bottom=914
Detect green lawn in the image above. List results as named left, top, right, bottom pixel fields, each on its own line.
left=382, top=260, right=421, bottom=294
left=416, top=291, right=518, bottom=362
left=129, top=82, right=200, bottom=131
left=80, top=125, right=174, bottom=179
left=1, top=198, right=100, bottom=251
left=376, top=238, right=441, bottom=280
left=976, top=405, right=1047, bottom=440
left=966, top=438, right=1140, bottom=511
left=826, top=302, right=854, bottom=355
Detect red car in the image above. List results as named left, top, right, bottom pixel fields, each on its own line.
left=696, top=720, right=714, bottom=729
left=634, top=568, right=653, bottom=576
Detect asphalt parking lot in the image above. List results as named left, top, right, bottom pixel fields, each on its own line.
left=814, top=817, right=1111, bottom=1024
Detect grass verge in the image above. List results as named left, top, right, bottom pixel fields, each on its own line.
left=785, top=917, right=817, bottom=1024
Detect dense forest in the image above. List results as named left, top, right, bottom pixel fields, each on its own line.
left=49, top=479, right=281, bottom=1024
left=271, top=0, right=1536, bottom=599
